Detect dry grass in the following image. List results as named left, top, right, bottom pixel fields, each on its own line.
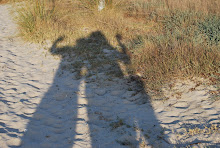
left=177, top=124, right=220, bottom=138
left=15, top=0, right=220, bottom=91
left=0, top=0, right=8, bottom=4
left=0, top=0, right=23, bottom=4
left=0, top=0, right=11, bottom=4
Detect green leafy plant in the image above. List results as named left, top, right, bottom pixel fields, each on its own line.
left=198, top=15, right=220, bottom=46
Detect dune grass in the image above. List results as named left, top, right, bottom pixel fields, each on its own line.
left=0, top=0, right=9, bottom=4
left=0, top=0, right=12, bottom=4
left=0, top=0, right=23, bottom=4
left=15, top=0, right=220, bottom=91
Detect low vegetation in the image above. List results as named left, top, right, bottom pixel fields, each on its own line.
left=0, top=0, right=23, bottom=4
left=0, top=0, right=9, bottom=4
left=177, top=124, right=220, bottom=138
left=14, top=0, right=220, bottom=92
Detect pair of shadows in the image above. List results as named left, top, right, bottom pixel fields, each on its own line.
left=15, top=31, right=166, bottom=147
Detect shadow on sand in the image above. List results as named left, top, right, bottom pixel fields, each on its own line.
left=18, top=31, right=168, bottom=147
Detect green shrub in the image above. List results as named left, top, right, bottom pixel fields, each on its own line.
left=127, top=10, right=219, bottom=89
left=198, top=15, right=220, bottom=46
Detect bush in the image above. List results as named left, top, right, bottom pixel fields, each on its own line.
left=198, top=15, right=220, bottom=46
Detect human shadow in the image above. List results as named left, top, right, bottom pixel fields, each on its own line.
left=18, top=31, right=168, bottom=147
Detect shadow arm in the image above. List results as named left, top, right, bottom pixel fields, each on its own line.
left=50, top=36, right=65, bottom=54
left=116, top=34, right=130, bottom=65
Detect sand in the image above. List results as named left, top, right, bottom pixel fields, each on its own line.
left=0, top=3, right=219, bottom=148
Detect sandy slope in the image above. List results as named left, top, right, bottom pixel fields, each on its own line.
left=0, top=4, right=220, bottom=148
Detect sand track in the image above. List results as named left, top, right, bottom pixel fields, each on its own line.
left=0, top=4, right=220, bottom=148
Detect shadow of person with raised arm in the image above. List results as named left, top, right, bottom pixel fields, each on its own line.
left=18, top=35, right=82, bottom=148
left=19, top=31, right=169, bottom=148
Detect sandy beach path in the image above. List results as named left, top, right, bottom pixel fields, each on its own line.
left=0, top=4, right=165, bottom=148
left=0, top=3, right=220, bottom=148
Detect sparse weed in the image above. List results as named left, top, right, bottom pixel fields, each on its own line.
left=116, top=139, right=133, bottom=146
left=177, top=124, right=220, bottom=138
left=110, top=118, right=125, bottom=130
